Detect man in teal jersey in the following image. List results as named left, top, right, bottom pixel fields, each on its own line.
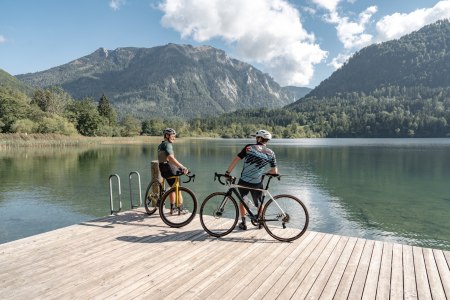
left=158, top=128, right=189, bottom=214
left=225, top=130, right=278, bottom=230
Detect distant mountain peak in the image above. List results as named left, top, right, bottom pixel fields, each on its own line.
left=16, top=44, right=309, bottom=119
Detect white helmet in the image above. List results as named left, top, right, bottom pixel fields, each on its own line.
left=255, top=129, right=272, bottom=140
left=163, top=128, right=176, bottom=135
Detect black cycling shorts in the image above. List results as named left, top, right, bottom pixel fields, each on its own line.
left=159, top=163, right=180, bottom=187
left=238, top=179, right=263, bottom=207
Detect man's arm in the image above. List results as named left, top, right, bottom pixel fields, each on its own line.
left=226, top=156, right=241, bottom=174
left=167, top=154, right=188, bottom=173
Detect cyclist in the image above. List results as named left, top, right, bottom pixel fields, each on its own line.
left=158, top=128, right=189, bottom=214
left=225, top=129, right=278, bottom=230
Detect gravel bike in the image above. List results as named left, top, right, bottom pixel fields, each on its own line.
left=144, top=172, right=197, bottom=228
left=199, top=173, right=309, bottom=242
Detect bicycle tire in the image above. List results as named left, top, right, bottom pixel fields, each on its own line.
left=200, top=192, right=239, bottom=237
left=262, top=194, right=309, bottom=242
left=144, top=179, right=162, bottom=215
left=159, top=186, right=197, bottom=228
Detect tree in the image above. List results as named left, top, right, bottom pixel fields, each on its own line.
left=97, top=94, right=117, bottom=126
left=66, top=98, right=104, bottom=136
left=121, top=115, right=141, bottom=137
left=31, top=87, right=72, bottom=114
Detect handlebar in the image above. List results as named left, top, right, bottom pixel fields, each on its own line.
left=214, top=172, right=286, bottom=186
left=214, top=172, right=236, bottom=185
left=182, top=172, right=196, bottom=184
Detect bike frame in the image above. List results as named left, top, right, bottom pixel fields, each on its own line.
left=221, top=180, right=287, bottom=222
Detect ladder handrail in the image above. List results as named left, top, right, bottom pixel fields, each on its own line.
left=129, top=171, right=142, bottom=209
left=109, top=174, right=122, bottom=215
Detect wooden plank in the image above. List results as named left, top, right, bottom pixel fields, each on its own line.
left=238, top=231, right=319, bottom=299
left=346, top=239, right=375, bottom=299
left=248, top=233, right=331, bottom=299
left=4, top=217, right=203, bottom=299
left=192, top=237, right=287, bottom=299
left=221, top=233, right=311, bottom=300
left=277, top=234, right=341, bottom=299
left=332, top=238, right=367, bottom=299
left=403, top=245, right=418, bottom=300
left=316, top=237, right=359, bottom=300
left=376, top=242, right=393, bottom=300
left=444, top=250, right=450, bottom=267
left=1, top=209, right=449, bottom=300
left=390, top=243, right=403, bottom=300
left=433, top=249, right=450, bottom=298
left=303, top=236, right=351, bottom=299
left=362, top=240, right=383, bottom=299
left=412, top=246, right=432, bottom=300
left=423, top=248, right=446, bottom=300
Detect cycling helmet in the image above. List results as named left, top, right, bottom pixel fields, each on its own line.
left=163, top=128, right=176, bottom=136
left=255, top=129, right=272, bottom=140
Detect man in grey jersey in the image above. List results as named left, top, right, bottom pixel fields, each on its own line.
left=225, top=130, right=278, bottom=230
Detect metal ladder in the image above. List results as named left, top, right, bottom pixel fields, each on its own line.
left=109, top=171, right=142, bottom=215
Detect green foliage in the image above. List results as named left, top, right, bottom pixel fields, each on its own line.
left=11, top=119, right=37, bottom=133
left=31, top=87, right=72, bottom=114
left=37, top=114, right=78, bottom=135
left=120, top=115, right=141, bottom=137
left=97, top=94, right=117, bottom=126
left=66, top=99, right=105, bottom=136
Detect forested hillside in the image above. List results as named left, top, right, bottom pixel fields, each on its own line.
left=308, top=19, right=450, bottom=98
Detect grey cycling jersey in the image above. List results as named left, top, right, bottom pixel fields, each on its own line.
left=237, top=143, right=277, bottom=184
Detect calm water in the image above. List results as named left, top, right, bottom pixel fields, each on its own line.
left=1, top=138, right=449, bottom=250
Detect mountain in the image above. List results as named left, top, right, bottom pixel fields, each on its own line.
left=281, top=86, right=312, bottom=102
left=0, top=68, right=34, bottom=95
left=306, top=19, right=450, bottom=98
left=16, top=44, right=297, bottom=119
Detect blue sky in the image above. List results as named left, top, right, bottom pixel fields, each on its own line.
left=1, top=0, right=449, bottom=88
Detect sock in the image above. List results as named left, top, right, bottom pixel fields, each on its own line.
left=241, top=217, right=246, bottom=224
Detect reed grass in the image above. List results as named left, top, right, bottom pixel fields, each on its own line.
left=0, top=133, right=162, bottom=148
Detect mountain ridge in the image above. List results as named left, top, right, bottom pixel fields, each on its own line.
left=17, top=44, right=309, bottom=119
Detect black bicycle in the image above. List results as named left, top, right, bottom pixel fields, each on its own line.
left=144, top=172, right=197, bottom=228
left=199, top=173, right=309, bottom=242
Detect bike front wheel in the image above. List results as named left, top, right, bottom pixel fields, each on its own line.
left=159, top=187, right=197, bottom=228
left=262, top=194, right=309, bottom=242
left=144, top=179, right=162, bottom=215
left=200, top=192, right=239, bottom=237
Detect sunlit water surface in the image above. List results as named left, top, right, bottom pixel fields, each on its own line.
left=1, top=138, right=449, bottom=250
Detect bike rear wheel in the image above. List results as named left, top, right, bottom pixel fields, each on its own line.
left=200, top=192, right=239, bottom=237
left=262, top=194, right=309, bottom=242
left=144, top=179, right=162, bottom=215
left=159, top=187, right=197, bottom=228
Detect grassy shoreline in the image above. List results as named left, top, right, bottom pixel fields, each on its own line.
left=0, top=133, right=164, bottom=148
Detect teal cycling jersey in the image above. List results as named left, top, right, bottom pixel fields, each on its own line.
left=157, top=140, right=174, bottom=163
left=237, top=143, right=277, bottom=184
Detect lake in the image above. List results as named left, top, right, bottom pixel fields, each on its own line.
left=1, top=138, right=449, bottom=250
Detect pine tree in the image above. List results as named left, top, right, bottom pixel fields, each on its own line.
left=97, top=94, right=117, bottom=126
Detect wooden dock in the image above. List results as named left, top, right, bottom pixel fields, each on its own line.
left=1, top=208, right=449, bottom=299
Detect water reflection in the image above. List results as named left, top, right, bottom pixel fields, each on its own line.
left=1, top=139, right=449, bottom=250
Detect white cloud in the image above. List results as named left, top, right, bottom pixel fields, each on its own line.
left=109, top=0, right=126, bottom=11
left=328, top=52, right=351, bottom=69
left=0, top=35, right=6, bottom=44
left=375, top=0, right=450, bottom=42
left=158, top=0, right=327, bottom=86
left=311, top=0, right=341, bottom=12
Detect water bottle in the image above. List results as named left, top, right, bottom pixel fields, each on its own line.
left=243, top=196, right=256, bottom=214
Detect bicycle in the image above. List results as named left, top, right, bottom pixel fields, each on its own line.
left=144, top=172, right=197, bottom=228
left=199, top=173, right=309, bottom=242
